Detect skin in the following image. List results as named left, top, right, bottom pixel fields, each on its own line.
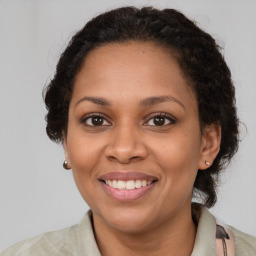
left=63, top=41, right=221, bottom=256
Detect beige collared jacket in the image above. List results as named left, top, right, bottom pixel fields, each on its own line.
left=1, top=206, right=256, bottom=256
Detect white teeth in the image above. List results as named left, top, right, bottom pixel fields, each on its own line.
left=126, top=180, right=135, bottom=190
left=135, top=180, right=141, bottom=188
left=117, top=180, right=126, bottom=190
left=112, top=180, right=118, bottom=188
left=141, top=180, right=147, bottom=187
left=105, top=179, right=154, bottom=190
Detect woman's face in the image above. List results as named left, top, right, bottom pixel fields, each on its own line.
left=64, top=41, right=211, bottom=232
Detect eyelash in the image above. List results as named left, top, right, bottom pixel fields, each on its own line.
left=80, top=112, right=176, bottom=127
left=80, top=113, right=111, bottom=127
left=144, top=112, right=176, bottom=127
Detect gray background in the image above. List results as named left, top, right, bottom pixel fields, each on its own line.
left=0, top=0, right=255, bottom=251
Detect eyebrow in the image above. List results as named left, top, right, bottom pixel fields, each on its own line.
left=75, top=95, right=184, bottom=109
left=140, top=96, right=185, bottom=109
left=75, top=96, right=111, bottom=107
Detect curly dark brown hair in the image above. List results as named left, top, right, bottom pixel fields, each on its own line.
left=44, top=6, right=239, bottom=208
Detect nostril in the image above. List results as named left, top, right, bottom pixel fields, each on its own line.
left=106, top=155, right=134, bottom=164
left=130, top=156, right=140, bottom=160
left=107, top=156, right=119, bottom=162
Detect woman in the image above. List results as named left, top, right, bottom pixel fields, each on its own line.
left=1, top=6, right=256, bottom=256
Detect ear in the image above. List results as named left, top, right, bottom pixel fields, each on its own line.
left=62, top=131, right=71, bottom=168
left=198, top=124, right=221, bottom=170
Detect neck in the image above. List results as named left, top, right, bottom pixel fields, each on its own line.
left=92, top=204, right=197, bottom=256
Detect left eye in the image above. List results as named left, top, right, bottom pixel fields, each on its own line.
left=146, top=115, right=174, bottom=126
left=83, top=116, right=110, bottom=126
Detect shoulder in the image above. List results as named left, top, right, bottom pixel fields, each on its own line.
left=230, top=226, right=256, bottom=255
left=1, top=211, right=101, bottom=256
left=192, top=204, right=256, bottom=256
left=0, top=224, right=78, bottom=256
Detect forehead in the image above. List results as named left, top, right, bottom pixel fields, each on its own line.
left=77, top=41, right=183, bottom=83
left=71, top=41, right=196, bottom=108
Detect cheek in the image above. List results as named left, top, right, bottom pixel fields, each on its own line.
left=68, top=138, right=102, bottom=208
left=67, top=126, right=102, bottom=170
left=156, top=129, right=201, bottom=192
left=66, top=130, right=104, bottom=193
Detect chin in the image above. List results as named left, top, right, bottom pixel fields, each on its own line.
left=97, top=206, right=161, bottom=233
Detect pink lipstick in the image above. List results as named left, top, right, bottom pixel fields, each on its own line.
left=99, top=172, right=158, bottom=202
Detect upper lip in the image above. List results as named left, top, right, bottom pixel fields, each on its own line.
left=99, top=172, right=158, bottom=181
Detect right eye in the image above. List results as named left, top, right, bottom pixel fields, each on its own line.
left=81, top=114, right=111, bottom=127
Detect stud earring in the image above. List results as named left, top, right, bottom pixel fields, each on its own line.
left=63, top=160, right=71, bottom=170
left=205, top=160, right=210, bottom=166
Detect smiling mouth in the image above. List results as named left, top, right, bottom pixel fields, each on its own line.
left=98, top=172, right=158, bottom=201
left=100, top=179, right=157, bottom=190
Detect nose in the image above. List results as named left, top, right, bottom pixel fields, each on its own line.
left=104, top=125, right=148, bottom=164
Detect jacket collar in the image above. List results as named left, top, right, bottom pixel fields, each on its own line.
left=78, top=204, right=216, bottom=256
left=191, top=204, right=216, bottom=256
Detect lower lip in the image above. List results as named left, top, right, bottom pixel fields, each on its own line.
left=100, top=181, right=157, bottom=202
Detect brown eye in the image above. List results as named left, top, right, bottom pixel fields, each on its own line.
left=82, top=115, right=110, bottom=126
left=146, top=114, right=175, bottom=127
left=91, top=116, right=103, bottom=126
left=153, top=116, right=165, bottom=126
